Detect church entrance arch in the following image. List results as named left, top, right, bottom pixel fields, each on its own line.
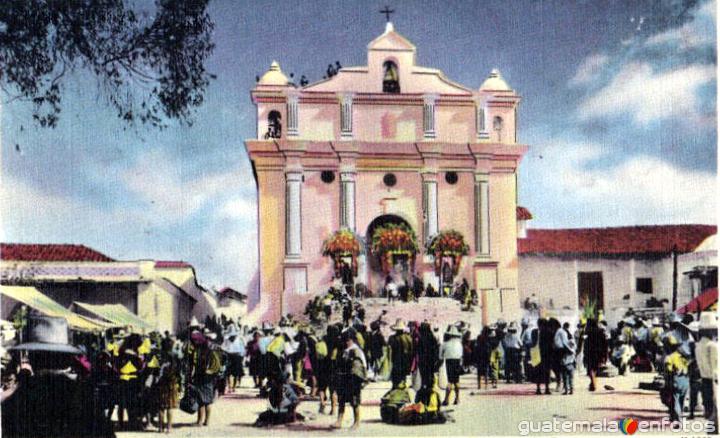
left=364, top=214, right=417, bottom=295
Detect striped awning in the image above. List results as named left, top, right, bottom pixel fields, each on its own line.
left=74, top=302, right=153, bottom=332
left=1, top=286, right=110, bottom=331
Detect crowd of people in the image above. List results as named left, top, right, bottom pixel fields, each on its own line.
left=1, top=290, right=717, bottom=436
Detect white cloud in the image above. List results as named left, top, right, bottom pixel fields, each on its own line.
left=0, top=173, right=145, bottom=246
left=121, top=148, right=253, bottom=223
left=570, top=53, right=609, bottom=86
left=531, top=140, right=716, bottom=226
left=1, top=158, right=260, bottom=295
left=217, top=197, right=256, bottom=220
left=577, top=62, right=715, bottom=125
left=200, top=224, right=257, bottom=292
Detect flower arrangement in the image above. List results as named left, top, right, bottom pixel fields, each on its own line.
left=322, top=228, right=363, bottom=277
left=426, top=229, right=469, bottom=276
left=370, top=223, right=419, bottom=273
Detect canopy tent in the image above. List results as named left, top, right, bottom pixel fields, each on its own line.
left=677, top=288, right=718, bottom=315
left=74, top=302, right=153, bottom=332
left=1, top=286, right=111, bottom=331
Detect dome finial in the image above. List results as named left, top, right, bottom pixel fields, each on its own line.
left=480, top=68, right=511, bottom=91
left=385, top=21, right=395, bottom=33
left=258, top=60, right=289, bottom=86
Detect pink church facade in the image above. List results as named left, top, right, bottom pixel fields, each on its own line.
left=245, top=23, right=528, bottom=323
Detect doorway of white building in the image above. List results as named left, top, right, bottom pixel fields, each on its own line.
left=578, top=271, right=604, bottom=312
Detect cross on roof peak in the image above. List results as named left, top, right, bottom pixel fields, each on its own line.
left=380, top=6, right=395, bottom=22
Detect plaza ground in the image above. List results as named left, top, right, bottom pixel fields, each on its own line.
left=118, top=371, right=712, bottom=437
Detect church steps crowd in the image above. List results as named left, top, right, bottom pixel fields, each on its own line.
left=1, top=282, right=717, bottom=436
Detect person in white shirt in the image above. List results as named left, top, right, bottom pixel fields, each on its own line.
left=695, top=312, right=717, bottom=433
left=440, top=325, right=464, bottom=405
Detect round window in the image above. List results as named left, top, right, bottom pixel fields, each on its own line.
left=320, top=170, right=335, bottom=184
left=445, top=171, right=459, bottom=185
left=383, top=173, right=397, bottom=187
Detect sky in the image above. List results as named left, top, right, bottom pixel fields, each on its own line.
left=1, top=0, right=717, bottom=294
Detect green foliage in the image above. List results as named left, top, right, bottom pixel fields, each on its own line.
left=582, top=299, right=597, bottom=320
left=12, top=305, right=28, bottom=330
left=0, top=0, right=215, bottom=128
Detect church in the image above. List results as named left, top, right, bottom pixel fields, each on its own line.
left=245, top=22, right=528, bottom=323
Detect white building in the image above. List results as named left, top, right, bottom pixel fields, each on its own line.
left=0, top=244, right=217, bottom=333
left=518, top=225, right=717, bottom=326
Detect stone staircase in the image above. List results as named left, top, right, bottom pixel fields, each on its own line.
left=343, top=297, right=486, bottom=335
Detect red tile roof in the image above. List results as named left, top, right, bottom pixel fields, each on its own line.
left=516, top=206, right=533, bottom=221
left=154, top=261, right=193, bottom=269
left=0, top=243, right=114, bottom=262
left=519, top=225, right=717, bottom=256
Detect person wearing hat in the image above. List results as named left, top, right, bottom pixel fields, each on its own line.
left=503, top=322, right=523, bottom=384
left=2, top=315, right=110, bottom=438
left=188, top=331, right=221, bottom=426
left=664, top=334, right=690, bottom=422
left=332, top=329, right=367, bottom=430
left=388, top=319, right=413, bottom=389
left=695, top=312, right=718, bottom=432
left=649, top=317, right=666, bottom=371
left=256, top=322, right=275, bottom=394
left=440, top=325, right=463, bottom=405
left=116, top=333, right=145, bottom=430
left=221, top=324, right=245, bottom=393
left=666, top=313, right=694, bottom=359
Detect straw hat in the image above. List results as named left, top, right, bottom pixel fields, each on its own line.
left=189, top=316, right=201, bottom=328
left=446, top=325, right=462, bottom=337
left=390, top=319, right=406, bottom=331
left=10, top=315, right=82, bottom=355
left=699, top=312, right=718, bottom=331
left=202, top=328, right=217, bottom=340
left=224, top=324, right=239, bottom=337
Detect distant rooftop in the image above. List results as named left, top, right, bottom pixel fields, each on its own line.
left=516, top=206, right=533, bottom=221
left=1, top=243, right=114, bottom=262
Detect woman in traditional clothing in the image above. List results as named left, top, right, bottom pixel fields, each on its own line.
left=117, top=333, right=145, bottom=430
left=156, top=338, right=180, bottom=433
left=247, top=330, right=262, bottom=388
left=474, top=326, right=491, bottom=389
left=189, top=332, right=221, bottom=426
left=416, top=322, right=439, bottom=392
left=583, top=318, right=608, bottom=392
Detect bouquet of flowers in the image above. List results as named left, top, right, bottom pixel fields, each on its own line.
left=371, top=223, right=419, bottom=273
left=322, top=228, right=363, bottom=277
left=426, top=230, right=469, bottom=276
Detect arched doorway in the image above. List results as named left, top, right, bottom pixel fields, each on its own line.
left=364, top=214, right=417, bottom=294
